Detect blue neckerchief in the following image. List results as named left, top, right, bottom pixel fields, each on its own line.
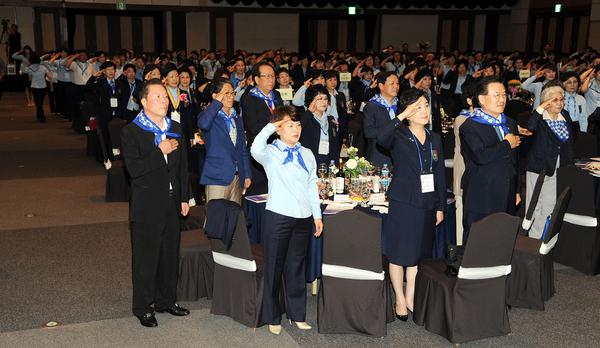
left=471, top=108, right=509, bottom=138
left=132, top=110, right=181, bottom=145
left=369, top=94, right=398, bottom=118
left=250, top=87, right=276, bottom=109
left=545, top=118, right=570, bottom=143
left=459, top=109, right=474, bottom=118
left=218, top=108, right=237, bottom=133
left=272, top=139, right=309, bottom=173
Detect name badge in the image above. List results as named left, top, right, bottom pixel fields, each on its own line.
left=339, top=72, right=352, bottom=82
left=318, top=140, right=329, bottom=155
left=420, top=173, right=434, bottom=193
left=171, top=111, right=181, bottom=123
left=279, top=64, right=289, bottom=70
left=519, top=69, right=530, bottom=79
left=110, top=98, right=118, bottom=108
left=277, top=88, right=293, bottom=101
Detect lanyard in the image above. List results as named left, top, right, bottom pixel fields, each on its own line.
left=166, top=87, right=180, bottom=109
left=410, top=129, right=433, bottom=173
left=76, top=62, right=88, bottom=75
left=314, top=114, right=328, bottom=137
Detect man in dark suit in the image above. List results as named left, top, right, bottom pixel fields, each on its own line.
left=120, top=79, right=190, bottom=328
left=460, top=77, right=522, bottom=243
left=197, top=77, right=252, bottom=203
left=85, top=61, right=120, bottom=160
left=242, top=62, right=283, bottom=194
left=116, top=63, right=142, bottom=123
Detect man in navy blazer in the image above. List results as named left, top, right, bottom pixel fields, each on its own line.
left=460, top=77, right=522, bottom=243
left=198, top=77, right=251, bottom=204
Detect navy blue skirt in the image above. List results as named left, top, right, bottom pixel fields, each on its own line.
left=383, top=199, right=436, bottom=266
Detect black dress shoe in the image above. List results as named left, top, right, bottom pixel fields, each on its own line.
left=395, top=313, right=408, bottom=321
left=137, top=313, right=158, bottom=327
left=156, top=304, right=190, bottom=316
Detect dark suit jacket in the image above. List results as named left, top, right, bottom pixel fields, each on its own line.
left=116, top=77, right=142, bottom=122
left=299, top=111, right=341, bottom=164
left=377, top=119, right=447, bottom=212
left=428, top=90, right=443, bottom=134
left=197, top=101, right=252, bottom=187
left=363, top=100, right=394, bottom=167
left=241, top=90, right=283, bottom=147
left=526, top=109, right=574, bottom=176
left=333, top=91, right=349, bottom=143
left=121, top=120, right=189, bottom=223
left=290, top=65, right=312, bottom=91
left=86, top=76, right=118, bottom=124
left=348, top=76, right=370, bottom=107
left=460, top=117, right=519, bottom=215
left=442, top=71, right=473, bottom=95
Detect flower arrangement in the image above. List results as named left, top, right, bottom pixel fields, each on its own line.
left=343, top=146, right=373, bottom=178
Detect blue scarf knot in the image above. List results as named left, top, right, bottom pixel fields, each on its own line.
left=545, top=119, right=570, bottom=143
left=369, top=94, right=398, bottom=118
left=133, top=111, right=181, bottom=145
left=273, top=140, right=309, bottom=173
left=249, top=87, right=276, bottom=109
left=470, top=108, right=510, bottom=137
left=218, top=108, right=237, bottom=133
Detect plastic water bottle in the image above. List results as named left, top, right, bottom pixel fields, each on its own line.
left=380, top=164, right=390, bottom=192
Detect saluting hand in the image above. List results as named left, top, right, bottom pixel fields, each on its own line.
left=314, top=219, right=323, bottom=237
left=181, top=202, right=190, bottom=216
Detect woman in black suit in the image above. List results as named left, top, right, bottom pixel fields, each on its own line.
left=524, top=81, right=574, bottom=239
left=377, top=88, right=446, bottom=320
left=300, top=84, right=340, bottom=165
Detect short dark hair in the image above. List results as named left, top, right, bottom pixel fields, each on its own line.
left=305, top=84, right=330, bottom=107
left=560, top=71, right=580, bottom=85
left=141, top=79, right=165, bottom=100
left=99, top=61, right=116, bottom=70
left=377, top=71, right=397, bottom=86
left=324, top=69, right=338, bottom=81
left=252, top=61, right=275, bottom=80
left=177, top=66, right=192, bottom=76
left=207, top=77, right=234, bottom=98
left=360, top=66, right=374, bottom=75
left=271, top=105, right=300, bottom=123
left=475, top=76, right=503, bottom=100
left=277, top=67, right=290, bottom=76
left=398, top=88, right=428, bottom=114
left=142, top=64, right=160, bottom=80
left=414, top=69, right=433, bottom=83
left=161, top=63, right=178, bottom=78
left=123, top=63, right=136, bottom=73
left=461, top=81, right=478, bottom=109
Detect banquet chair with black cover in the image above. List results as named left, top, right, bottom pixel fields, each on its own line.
left=413, top=213, right=520, bottom=344
left=554, top=166, right=600, bottom=275
left=207, top=202, right=265, bottom=327
left=574, top=132, right=598, bottom=159
left=177, top=228, right=215, bottom=301
left=108, top=118, right=127, bottom=159
left=317, top=209, right=392, bottom=337
left=507, top=187, right=572, bottom=310
left=105, top=119, right=130, bottom=202
left=443, top=128, right=455, bottom=190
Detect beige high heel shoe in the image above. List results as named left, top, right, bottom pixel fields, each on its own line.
left=268, top=325, right=282, bottom=335
left=289, top=320, right=312, bottom=330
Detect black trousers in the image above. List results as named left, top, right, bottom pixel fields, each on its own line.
left=69, top=84, right=85, bottom=133
left=130, top=197, right=181, bottom=316
left=56, top=81, right=72, bottom=117
left=261, top=210, right=312, bottom=324
left=47, top=82, right=57, bottom=114
left=31, top=87, right=46, bottom=122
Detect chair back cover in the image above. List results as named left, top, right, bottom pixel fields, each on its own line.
left=108, top=119, right=127, bottom=151
left=461, top=213, right=520, bottom=268
left=542, top=187, right=572, bottom=244
left=574, top=132, right=598, bottom=159
left=323, top=209, right=382, bottom=273
left=557, top=166, right=595, bottom=217
left=208, top=203, right=254, bottom=262
left=443, top=128, right=455, bottom=160
left=525, top=169, right=546, bottom=222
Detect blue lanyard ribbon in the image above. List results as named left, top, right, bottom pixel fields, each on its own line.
left=132, top=110, right=181, bottom=145
left=273, top=140, right=309, bottom=173
left=410, top=129, right=433, bottom=173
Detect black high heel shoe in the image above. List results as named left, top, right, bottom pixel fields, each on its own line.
left=395, top=308, right=409, bottom=321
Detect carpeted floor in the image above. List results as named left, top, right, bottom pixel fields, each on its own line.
left=1, top=92, right=600, bottom=347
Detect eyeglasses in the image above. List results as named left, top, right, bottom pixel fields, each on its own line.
left=259, top=74, right=275, bottom=80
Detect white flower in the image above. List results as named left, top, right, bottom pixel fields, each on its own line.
left=345, top=158, right=358, bottom=170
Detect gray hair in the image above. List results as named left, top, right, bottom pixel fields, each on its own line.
left=540, top=85, right=563, bottom=103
